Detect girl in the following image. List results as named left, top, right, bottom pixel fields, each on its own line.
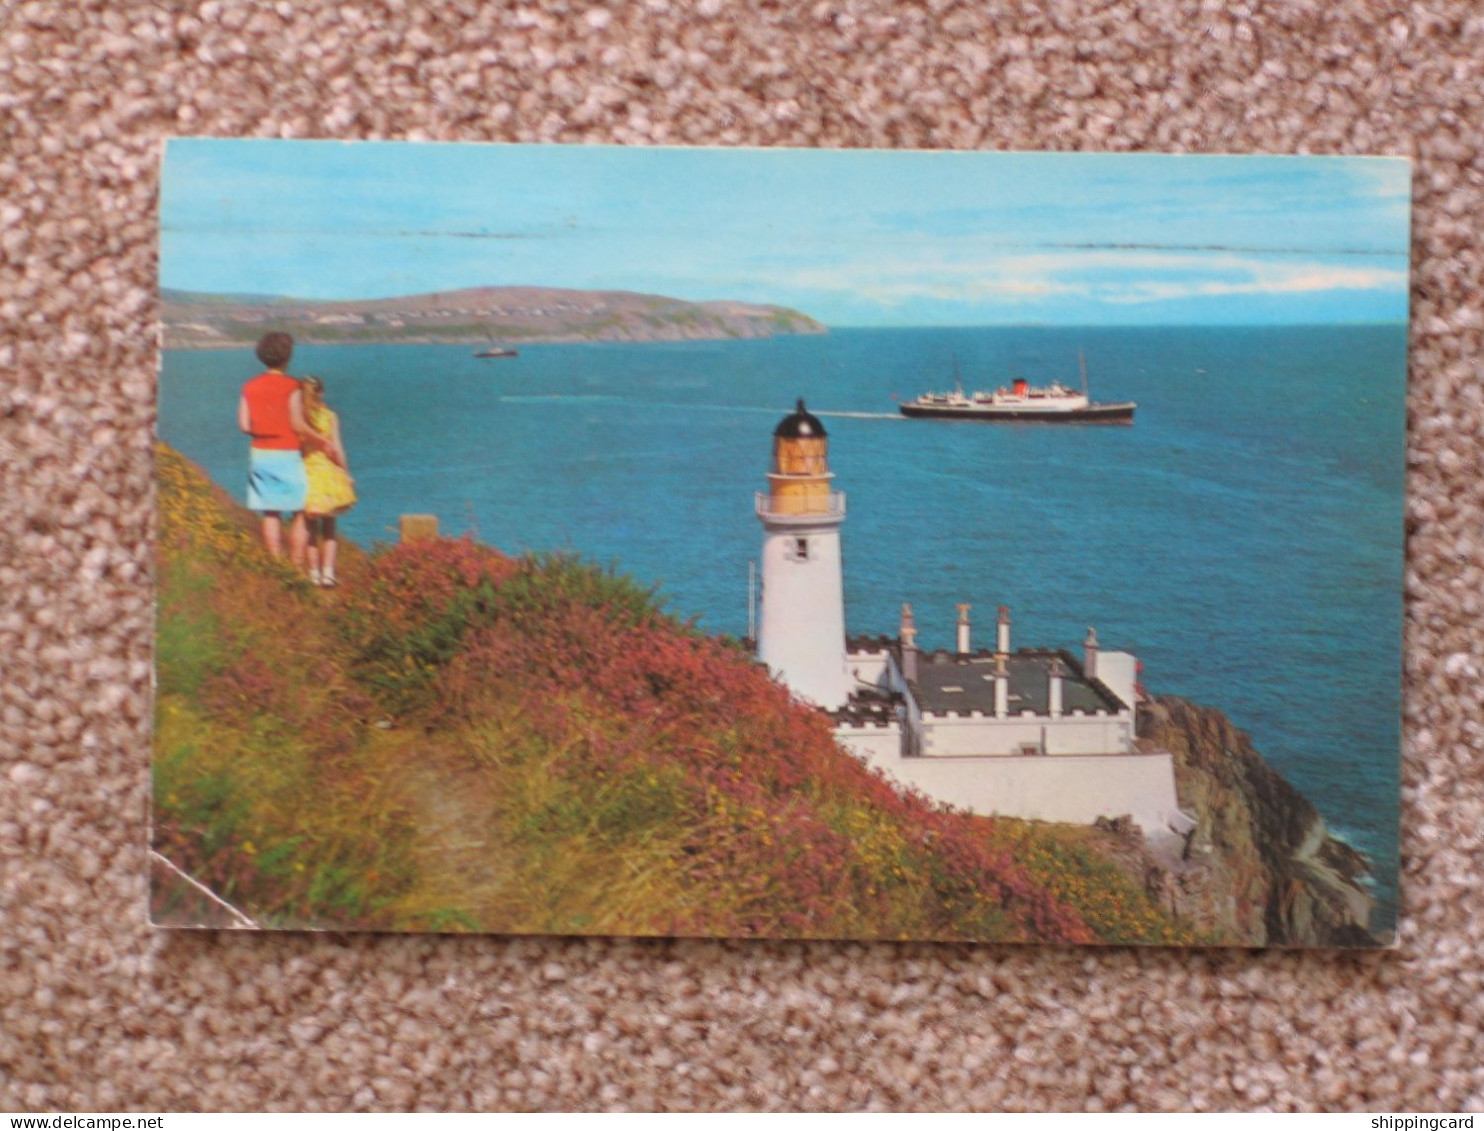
left=299, top=375, right=357, bottom=586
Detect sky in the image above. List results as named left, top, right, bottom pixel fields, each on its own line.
left=160, top=140, right=1412, bottom=327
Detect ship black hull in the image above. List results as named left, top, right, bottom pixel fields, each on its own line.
left=899, top=401, right=1136, bottom=424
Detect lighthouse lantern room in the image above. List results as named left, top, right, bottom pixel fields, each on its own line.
left=755, top=399, right=852, bottom=710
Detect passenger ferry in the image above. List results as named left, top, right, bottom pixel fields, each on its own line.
left=899, top=354, right=1135, bottom=424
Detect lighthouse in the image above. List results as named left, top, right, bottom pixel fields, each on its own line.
left=740, top=401, right=1193, bottom=842
left=755, top=399, right=852, bottom=709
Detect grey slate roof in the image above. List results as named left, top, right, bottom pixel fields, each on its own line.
left=905, top=648, right=1125, bottom=717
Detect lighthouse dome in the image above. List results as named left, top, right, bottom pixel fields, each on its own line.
left=770, top=398, right=832, bottom=482
left=774, top=398, right=827, bottom=439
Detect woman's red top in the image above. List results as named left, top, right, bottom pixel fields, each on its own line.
left=242, top=371, right=301, bottom=450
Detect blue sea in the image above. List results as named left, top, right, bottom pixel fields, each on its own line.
left=159, top=325, right=1406, bottom=933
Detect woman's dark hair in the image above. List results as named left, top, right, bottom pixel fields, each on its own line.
left=256, top=332, right=294, bottom=370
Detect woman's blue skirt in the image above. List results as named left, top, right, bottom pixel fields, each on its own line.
left=246, top=448, right=308, bottom=513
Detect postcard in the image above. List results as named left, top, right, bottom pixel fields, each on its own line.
left=153, top=140, right=1409, bottom=946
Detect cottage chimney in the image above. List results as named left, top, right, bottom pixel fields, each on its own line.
left=899, top=602, right=919, bottom=684
left=996, top=605, right=1012, bottom=655
left=1048, top=656, right=1065, bottom=718
left=956, top=603, right=972, bottom=655
left=1083, top=626, right=1099, bottom=681
left=994, top=653, right=1009, bottom=717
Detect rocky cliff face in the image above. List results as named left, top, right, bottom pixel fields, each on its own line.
left=1139, top=697, right=1381, bottom=947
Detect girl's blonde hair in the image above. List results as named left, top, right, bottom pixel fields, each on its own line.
left=301, top=374, right=325, bottom=412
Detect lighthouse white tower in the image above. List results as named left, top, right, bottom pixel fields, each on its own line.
left=755, top=399, right=852, bottom=710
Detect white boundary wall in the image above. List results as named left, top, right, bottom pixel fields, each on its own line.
left=846, top=651, right=891, bottom=690
left=836, top=724, right=901, bottom=763
left=838, top=734, right=1190, bottom=834
left=920, top=711, right=1134, bottom=756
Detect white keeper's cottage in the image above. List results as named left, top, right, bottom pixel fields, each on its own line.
left=753, top=400, right=1194, bottom=842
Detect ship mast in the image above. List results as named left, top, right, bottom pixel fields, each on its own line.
left=1079, top=350, right=1089, bottom=397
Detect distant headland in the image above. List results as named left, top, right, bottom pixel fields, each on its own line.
left=160, top=286, right=828, bottom=350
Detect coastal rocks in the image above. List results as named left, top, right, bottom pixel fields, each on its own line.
left=1138, top=696, right=1380, bottom=948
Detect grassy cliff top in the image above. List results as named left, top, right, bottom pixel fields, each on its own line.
left=153, top=444, right=1197, bottom=945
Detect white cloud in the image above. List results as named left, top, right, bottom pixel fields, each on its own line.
left=1104, top=262, right=1410, bottom=305
left=775, top=245, right=1407, bottom=310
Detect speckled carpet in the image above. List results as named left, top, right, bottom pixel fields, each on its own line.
left=3, top=0, right=1482, bottom=1113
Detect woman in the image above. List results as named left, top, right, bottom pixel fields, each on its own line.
left=239, top=332, right=314, bottom=566
left=299, top=375, right=357, bottom=587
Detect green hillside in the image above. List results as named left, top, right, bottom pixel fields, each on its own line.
left=160, top=286, right=827, bottom=349
left=153, top=444, right=1197, bottom=945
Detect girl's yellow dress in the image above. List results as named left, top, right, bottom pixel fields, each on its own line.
left=303, top=405, right=357, bottom=516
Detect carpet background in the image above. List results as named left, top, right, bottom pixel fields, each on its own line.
left=3, top=0, right=1482, bottom=1112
